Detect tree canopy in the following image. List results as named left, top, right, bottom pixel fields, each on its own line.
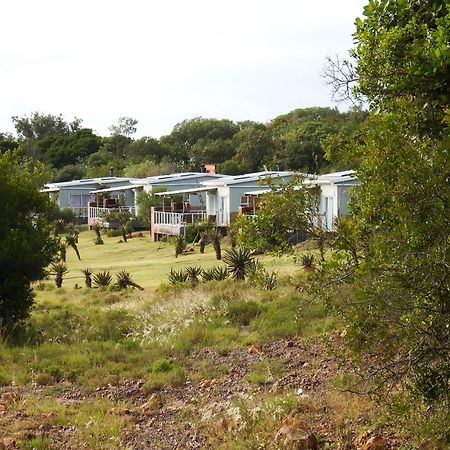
left=0, top=151, right=59, bottom=330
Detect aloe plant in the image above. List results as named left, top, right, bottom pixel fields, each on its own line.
left=301, top=253, right=316, bottom=272
left=185, top=266, right=202, bottom=288
left=201, top=266, right=229, bottom=282
left=223, top=247, right=254, bottom=281
left=93, top=271, right=112, bottom=288
left=81, top=268, right=93, bottom=288
left=115, top=270, right=144, bottom=291
left=52, top=262, right=68, bottom=288
left=168, top=268, right=188, bottom=285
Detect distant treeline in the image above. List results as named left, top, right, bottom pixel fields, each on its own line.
left=0, top=107, right=367, bottom=182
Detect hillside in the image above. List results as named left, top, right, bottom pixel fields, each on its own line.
left=0, top=230, right=435, bottom=449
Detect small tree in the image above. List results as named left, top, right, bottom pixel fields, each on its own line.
left=235, top=175, right=321, bottom=255
left=102, top=209, right=132, bottom=242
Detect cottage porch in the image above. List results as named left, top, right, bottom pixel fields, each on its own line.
left=151, top=207, right=208, bottom=241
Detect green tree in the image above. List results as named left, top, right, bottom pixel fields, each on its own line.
left=124, top=137, right=165, bottom=163
left=0, top=133, right=18, bottom=154
left=108, top=117, right=138, bottom=137
left=232, top=124, right=274, bottom=172
left=236, top=176, right=320, bottom=254
left=160, top=117, right=239, bottom=163
left=12, top=112, right=82, bottom=160
left=320, top=0, right=450, bottom=408
left=0, top=151, right=59, bottom=330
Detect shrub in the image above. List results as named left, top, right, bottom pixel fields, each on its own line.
left=152, top=358, right=175, bottom=373
left=175, top=236, right=186, bottom=258
left=105, top=229, right=122, bottom=238
left=226, top=300, right=262, bottom=326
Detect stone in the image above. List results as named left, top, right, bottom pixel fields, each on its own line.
left=275, top=425, right=317, bottom=449
left=0, top=438, right=15, bottom=449
left=248, top=344, right=262, bottom=354
left=363, top=435, right=387, bottom=450
left=109, top=406, right=131, bottom=416
left=141, top=393, right=163, bottom=414
left=199, top=379, right=216, bottom=389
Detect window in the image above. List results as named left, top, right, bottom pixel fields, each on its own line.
left=69, top=194, right=93, bottom=208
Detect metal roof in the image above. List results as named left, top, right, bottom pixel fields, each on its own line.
left=154, top=186, right=216, bottom=196
left=90, top=184, right=144, bottom=194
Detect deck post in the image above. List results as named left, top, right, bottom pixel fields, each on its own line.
left=150, top=206, right=156, bottom=242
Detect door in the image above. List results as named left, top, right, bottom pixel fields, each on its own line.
left=325, top=196, right=333, bottom=230
left=218, top=196, right=227, bottom=226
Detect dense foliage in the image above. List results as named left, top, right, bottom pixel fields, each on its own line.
left=1, top=108, right=367, bottom=183
left=0, top=151, right=59, bottom=330
left=318, top=0, right=450, bottom=411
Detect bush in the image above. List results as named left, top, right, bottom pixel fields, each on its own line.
left=152, top=358, right=175, bottom=373
left=226, top=301, right=263, bottom=326
left=0, top=366, right=12, bottom=386
left=105, top=229, right=122, bottom=238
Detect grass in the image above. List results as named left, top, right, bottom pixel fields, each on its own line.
left=43, top=229, right=299, bottom=294
left=2, top=229, right=440, bottom=448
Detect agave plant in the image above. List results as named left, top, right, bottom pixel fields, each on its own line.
left=93, top=271, right=112, bottom=288
left=81, top=268, right=93, bottom=288
left=201, top=266, right=229, bottom=282
left=175, top=236, right=186, bottom=258
left=115, top=270, right=144, bottom=291
left=223, top=247, right=255, bottom=281
left=185, top=266, right=202, bottom=288
left=168, top=268, right=188, bottom=285
left=52, top=262, right=68, bottom=288
left=300, top=253, right=316, bottom=272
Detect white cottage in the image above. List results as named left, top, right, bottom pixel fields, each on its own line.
left=310, top=170, right=358, bottom=230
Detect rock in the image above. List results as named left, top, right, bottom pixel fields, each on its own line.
left=0, top=438, right=15, bottom=449
left=275, top=425, right=317, bottom=449
left=199, top=379, right=216, bottom=389
left=109, top=406, right=131, bottom=416
left=248, top=344, right=262, bottom=354
left=1, top=392, right=18, bottom=405
left=141, top=393, right=163, bottom=414
left=363, top=435, right=387, bottom=450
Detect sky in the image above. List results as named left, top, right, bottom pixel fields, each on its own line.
left=0, top=0, right=367, bottom=139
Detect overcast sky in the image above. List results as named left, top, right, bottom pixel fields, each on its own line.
left=0, top=0, right=366, bottom=139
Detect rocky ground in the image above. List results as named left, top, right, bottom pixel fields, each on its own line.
left=0, top=338, right=407, bottom=449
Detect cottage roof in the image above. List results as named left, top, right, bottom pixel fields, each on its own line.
left=44, top=177, right=136, bottom=190
left=202, top=171, right=295, bottom=187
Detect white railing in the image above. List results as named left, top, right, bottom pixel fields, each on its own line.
left=152, top=211, right=207, bottom=238
left=88, top=206, right=136, bottom=225
left=153, top=211, right=207, bottom=227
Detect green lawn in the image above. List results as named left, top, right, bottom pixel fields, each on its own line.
left=41, top=229, right=299, bottom=296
